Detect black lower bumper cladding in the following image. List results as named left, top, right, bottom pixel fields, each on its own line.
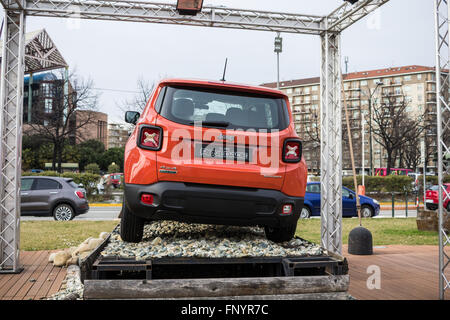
left=124, top=182, right=303, bottom=227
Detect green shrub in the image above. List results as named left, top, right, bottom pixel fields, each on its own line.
left=108, top=163, right=120, bottom=174
left=416, top=175, right=450, bottom=187
left=342, top=175, right=413, bottom=193
left=22, top=170, right=59, bottom=177
left=85, top=163, right=100, bottom=174
left=61, top=172, right=100, bottom=196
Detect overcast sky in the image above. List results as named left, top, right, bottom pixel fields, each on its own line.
left=7, top=0, right=437, bottom=123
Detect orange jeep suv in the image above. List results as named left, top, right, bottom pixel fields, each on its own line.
left=122, top=79, right=307, bottom=243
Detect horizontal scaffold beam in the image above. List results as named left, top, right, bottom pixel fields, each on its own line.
left=1, top=0, right=389, bottom=35
left=23, top=0, right=325, bottom=34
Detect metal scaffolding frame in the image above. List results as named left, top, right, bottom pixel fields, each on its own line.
left=0, top=0, right=387, bottom=275
left=434, top=0, right=450, bottom=300
left=320, top=22, right=343, bottom=254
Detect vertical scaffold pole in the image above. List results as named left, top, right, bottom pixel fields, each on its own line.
left=434, top=0, right=450, bottom=300
left=320, top=22, right=343, bottom=255
left=0, top=3, right=26, bottom=273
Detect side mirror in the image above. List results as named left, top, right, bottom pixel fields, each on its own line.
left=125, top=111, right=140, bottom=125
left=348, top=193, right=354, bottom=199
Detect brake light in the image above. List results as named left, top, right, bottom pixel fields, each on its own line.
left=141, top=193, right=154, bottom=205
left=283, top=139, right=302, bottom=163
left=138, top=125, right=162, bottom=150
left=75, top=190, right=85, bottom=199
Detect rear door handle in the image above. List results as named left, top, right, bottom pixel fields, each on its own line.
left=49, top=191, right=59, bottom=194
left=21, top=192, right=29, bottom=195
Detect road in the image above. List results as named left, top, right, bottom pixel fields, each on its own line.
left=21, top=206, right=122, bottom=221
left=20, top=206, right=419, bottom=221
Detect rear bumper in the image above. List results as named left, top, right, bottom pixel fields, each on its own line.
left=75, top=202, right=89, bottom=215
left=124, top=182, right=303, bottom=228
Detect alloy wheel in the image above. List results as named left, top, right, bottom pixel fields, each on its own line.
left=54, top=205, right=74, bottom=221
left=300, top=207, right=310, bottom=219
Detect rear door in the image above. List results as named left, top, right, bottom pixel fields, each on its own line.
left=154, top=85, right=292, bottom=190
left=29, top=178, right=62, bottom=213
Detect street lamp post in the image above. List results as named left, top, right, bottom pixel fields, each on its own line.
left=274, top=33, right=282, bottom=89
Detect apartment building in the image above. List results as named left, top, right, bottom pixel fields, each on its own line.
left=107, top=123, right=132, bottom=149
left=262, top=65, right=444, bottom=175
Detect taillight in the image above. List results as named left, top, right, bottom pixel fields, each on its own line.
left=141, top=193, right=154, bottom=205
left=75, top=190, right=85, bottom=199
left=283, top=139, right=302, bottom=163
left=138, top=125, right=163, bottom=150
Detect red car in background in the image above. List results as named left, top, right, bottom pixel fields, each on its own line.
left=425, top=183, right=450, bottom=211
left=110, top=173, right=123, bottom=188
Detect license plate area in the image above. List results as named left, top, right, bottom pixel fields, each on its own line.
left=194, top=143, right=252, bottom=162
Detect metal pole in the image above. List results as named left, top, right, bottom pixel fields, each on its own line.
left=27, top=73, right=32, bottom=123
left=421, top=139, right=426, bottom=206
left=368, top=97, right=374, bottom=176
left=64, top=66, right=69, bottom=122
left=362, top=112, right=365, bottom=186
left=275, top=32, right=282, bottom=89
left=277, top=52, right=280, bottom=89
left=434, top=0, right=450, bottom=300
left=0, top=5, right=26, bottom=273
left=392, top=193, right=395, bottom=218
left=405, top=190, right=408, bottom=218
left=320, top=22, right=343, bottom=254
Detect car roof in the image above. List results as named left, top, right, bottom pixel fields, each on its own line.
left=158, top=78, right=287, bottom=98
left=22, top=176, right=66, bottom=181
left=306, top=181, right=354, bottom=191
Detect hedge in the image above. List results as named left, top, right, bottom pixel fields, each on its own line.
left=22, top=171, right=100, bottom=196
left=340, top=175, right=450, bottom=193
left=342, top=175, right=415, bottom=193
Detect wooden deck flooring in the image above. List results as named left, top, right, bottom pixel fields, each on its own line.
left=0, top=251, right=66, bottom=300
left=0, top=246, right=448, bottom=300
left=344, top=245, right=449, bottom=300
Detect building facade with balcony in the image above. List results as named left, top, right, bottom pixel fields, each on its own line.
left=262, top=65, right=446, bottom=175
left=107, top=123, right=131, bottom=149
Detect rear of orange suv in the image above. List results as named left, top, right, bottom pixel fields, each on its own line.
left=121, top=79, right=307, bottom=243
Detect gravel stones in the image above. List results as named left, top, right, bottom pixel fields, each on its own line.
left=47, top=265, right=83, bottom=300
left=100, top=221, right=323, bottom=260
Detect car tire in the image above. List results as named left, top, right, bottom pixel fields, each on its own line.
left=361, top=205, right=374, bottom=218
left=264, top=223, right=297, bottom=243
left=120, top=199, right=144, bottom=243
left=447, top=202, right=450, bottom=213
left=300, top=206, right=311, bottom=219
left=53, top=204, right=75, bottom=221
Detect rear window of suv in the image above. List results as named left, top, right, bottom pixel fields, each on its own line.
left=158, top=86, right=290, bottom=131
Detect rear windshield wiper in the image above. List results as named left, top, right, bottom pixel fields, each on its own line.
left=189, top=121, right=230, bottom=127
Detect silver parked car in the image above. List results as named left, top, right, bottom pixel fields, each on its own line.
left=20, top=176, right=89, bottom=221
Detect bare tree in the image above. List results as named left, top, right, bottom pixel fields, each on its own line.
left=25, top=69, right=100, bottom=172
left=303, top=109, right=321, bottom=174
left=401, top=124, right=423, bottom=171
left=117, top=76, right=155, bottom=113
left=371, top=90, right=424, bottom=175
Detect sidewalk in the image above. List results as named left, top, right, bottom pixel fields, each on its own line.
left=89, top=203, right=122, bottom=207
left=379, top=202, right=423, bottom=210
